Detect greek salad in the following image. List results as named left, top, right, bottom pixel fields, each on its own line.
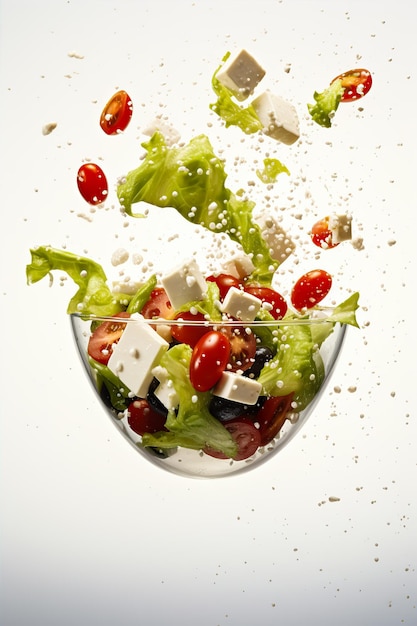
left=27, top=50, right=371, bottom=462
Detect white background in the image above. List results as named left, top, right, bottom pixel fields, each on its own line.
left=0, top=1, right=415, bottom=624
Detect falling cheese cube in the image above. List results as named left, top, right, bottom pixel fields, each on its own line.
left=328, top=213, right=352, bottom=244
left=255, top=214, right=296, bottom=263
left=252, top=90, right=300, bottom=145
left=161, top=259, right=207, bottom=310
left=221, top=286, right=262, bottom=321
left=216, top=49, right=266, bottom=101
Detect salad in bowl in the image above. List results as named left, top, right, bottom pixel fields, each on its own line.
left=26, top=50, right=369, bottom=477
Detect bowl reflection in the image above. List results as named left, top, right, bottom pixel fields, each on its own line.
left=70, top=313, right=347, bottom=478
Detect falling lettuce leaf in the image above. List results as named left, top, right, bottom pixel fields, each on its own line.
left=117, top=131, right=279, bottom=285
left=256, top=157, right=290, bottom=183
left=307, top=78, right=345, bottom=128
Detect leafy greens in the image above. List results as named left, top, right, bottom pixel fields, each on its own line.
left=117, top=131, right=278, bottom=285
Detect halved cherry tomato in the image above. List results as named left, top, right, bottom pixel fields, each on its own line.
left=99, top=90, right=133, bottom=135
left=244, top=286, right=288, bottom=319
left=171, top=311, right=212, bottom=347
left=310, top=216, right=339, bottom=249
left=253, top=393, right=294, bottom=446
left=127, top=399, right=167, bottom=435
left=204, top=417, right=262, bottom=461
left=189, top=331, right=231, bottom=392
left=77, top=163, right=108, bottom=205
left=331, top=68, right=372, bottom=103
left=141, top=288, right=174, bottom=320
left=290, top=269, right=332, bottom=311
left=206, top=273, right=243, bottom=300
left=219, top=323, right=257, bottom=372
left=87, top=312, right=130, bottom=364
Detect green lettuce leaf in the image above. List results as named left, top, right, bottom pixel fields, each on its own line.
left=26, top=246, right=126, bottom=316
left=117, top=131, right=278, bottom=284
left=256, top=157, right=290, bottom=184
left=307, top=79, right=345, bottom=128
left=257, top=323, right=325, bottom=411
left=141, top=343, right=238, bottom=458
left=209, top=52, right=263, bottom=134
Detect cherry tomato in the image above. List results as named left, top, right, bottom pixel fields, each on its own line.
left=99, top=90, right=133, bottom=135
left=290, top=269, right=332, bottom=311
left=204, top=417, right=262, bottom=461
left=206, top=273, right=243, bottom=300
left=219, top=324, right=257, bottom=372
left=141, top=288, right=174, bottom=320
left=244, top=286, right=288, bottom=320
left=77, top=163, right=108, bottom=205
left=171, top=311, right=212, bottom=347
left=331, top=68, right=372, bottom=103
left=87, top=312, right=130, bottom=364
left=189, top=331, right=231, bottom=392
left=254, top=393, right=294, bottom=446
left=311, top=216, right=339, bottom=249
left=127, top=399, right=167, bottom=435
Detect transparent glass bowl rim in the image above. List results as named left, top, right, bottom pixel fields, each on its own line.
left=70, top=310, right=341, bottom=327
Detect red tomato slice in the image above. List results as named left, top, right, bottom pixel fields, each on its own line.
left=244, top=286, right=288, bottom=319
left=100, top=90, right=133, bottom=135
left=189, top=331, right=231, bottom=392
left=290, top=269, right=332, bottom=311
left=254, top=393, right=294, bottom=446
left=77, top=163, right=108, bottom=205
left=332, top=68, right=372, bottom=103
left=310, top=216, right=339, bottom=249
left=141, top=288, right=174, bottom=320
left=87, top=312, right=130, bottom=364
left=127, top=399, right=167, bottom=435
left=219, top=323, right=257, bottom=372
left=204, top=417, right=262, bottom=461
left=206, top=273, right=243, bottom=300
left=171, top=311, right=212, bottom=347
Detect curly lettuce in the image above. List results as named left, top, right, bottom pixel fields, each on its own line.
left=117, top=131, right=278, bottom=284
left=307, top=78, right=345, bottom=128
left=26, top=246, right=156, bottom=317
left=141, top=343, right=238, bottom=458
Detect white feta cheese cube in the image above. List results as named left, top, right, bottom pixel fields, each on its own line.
left=255, top=214, right=296, bottom=263
left=213, top=371, right=262, bottom=405
left=220, top=286, right=262, bottom=321
left=252, top=90, right=300, bottom=145
left=152, top=366, right=179, bottom=411
left=328, top=213, right=352, bottom=244
left=107, top=314, right=169, bottom=398
left=215, top=49, right=266, bottom=101
left=161, top=259, right=207, bottom=310
left=222, top=255, right=255, bottom=280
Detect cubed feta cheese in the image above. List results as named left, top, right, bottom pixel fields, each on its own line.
left=213, top=371, right=262, bottom=405
left=215, top=49, right=266, bottom=101
left=255, top=214, right=296, bottom=263
left=152, top=365, right=179, bottom=411
left=222, top=255, right=255, bottom=280
left=252, top=90, right=300, bottom=145
left=107, top=314, right=169, bottom=398
left=161, top=259, right=207, bottom=310
left=220, top=286, right=262, bottom=321
left=328, top=213, right=352, bottom=244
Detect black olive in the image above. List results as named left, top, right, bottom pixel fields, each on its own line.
left=146, top=377, right=169, bottom=417
left=209, top=395, right=267, bottom=422
left=243, top=346, right=274, bottom=379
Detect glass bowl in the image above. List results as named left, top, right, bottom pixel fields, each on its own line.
left=70, top=313, right=347, bottom=478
